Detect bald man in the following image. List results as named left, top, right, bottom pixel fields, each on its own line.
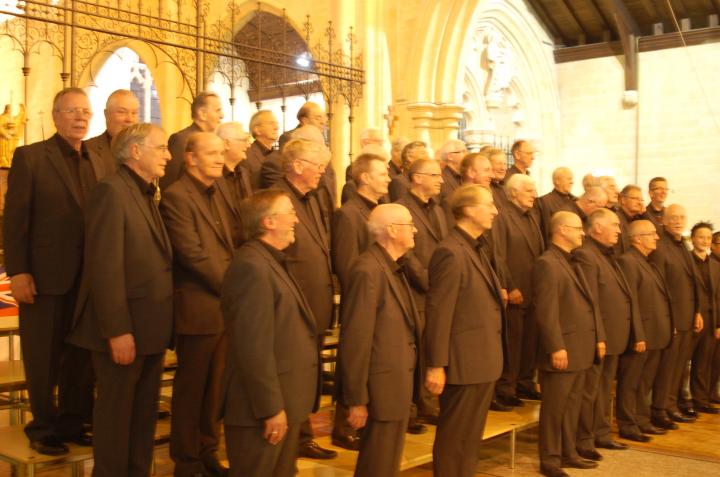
left=160, top=132, right=237, bottom=476
left=616, top=185, right=645, bottom=255
left=537, top=167, right=577, bottom=241
left=535, top=211, right=606, bottom=477
left=278, top=101, right=327, bottom=151
left=650, top=204, right=702, bottom=427
left=438, top=140, right=466, bottom=202
left=217, top=122, right=252, bottom=246
left=85, top=89, right=140, bottom=172
left=245, top=110, right=281, bottom=191
left=505, top=140, right=534, bottom=179
left=487, top=148, right=509, bottom=211
left=339, top=204, right=421, bottom=477
left=573, top=187, right=608, bottom=226
left=389, top=141, right=429, bottom=202
left=599, top=176, right=619, bottom=211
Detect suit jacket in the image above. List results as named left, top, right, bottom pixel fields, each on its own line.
left=643, top=203, right=664, bottom=233
left=162, top=123, right=202, bottom=190
left=68, top=166, right=174, bottom=355
left=614, top=209, right=634, bottom=255
left=492, top=202, right=544, bottom=304
left=273, top=179, right=334, bottom=331
left=278, top=127, right=298, bottom=151
left=160, top=174, right=236, bottom=335
left=339, top=243, right=420, bottom=421
left=573, top=238, right=638, bottom=355
left=84, top=130, right=117, bottom=174
left=692, top=254, right=720, bottom=331
left=389, top=173, right=410, bottom=202
left=490, top=181, right=508, bottom=212
left=220, top=240, right=320, bottom=426
left=650, top=230, right=699, bottom=331
left=533, top=246, right=605, bottom=372
left=503, top=164, right=527, bottom=181
left=617, top=247, right=673, bottom=350
left=332, top=194, right=375, bottom=289
left=3, top=135, right=114, bottom=294
left=537, top=189, right=576, bottom=242
left=425, top=228, right=504, bottom=385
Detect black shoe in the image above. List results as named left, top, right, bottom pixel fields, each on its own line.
left=668, top=411, right=695, bottom=423
left=540, top=466, right=569, bottom=477
left=298, top=441, right=338, bottom=459
left=406, top=422, right=427, bottom=434
left=331, top=433, right=361, bottom=451
left=620, top=431, right=652, bottom=442
left=62, top=432, right=93, bottom=447
left=203, top=460, right=229, bottom=477
left=595, top=440, right=627, bottom=450
left=490, top=400, right=513, bottom=412
left=695, top=404, right=720, bottom=414
left=680, top=407, right=698, bottom=418
left=417, top=413, right=439, bottom=425
left=651, top=417, right=678, bottom=430
left=517, top=388, right=542, bottom=400
left=561, top=457, right=599, bottom=469
left=497, top=395, right=525, bottom=407
left=30, top=436, right=69, bottom=456
left=639, top=425, right=666, bottom=435
left=577, top=449, right=603, bottom=461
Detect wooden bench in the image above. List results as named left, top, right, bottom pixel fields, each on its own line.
left=0, top=419, right=171, bottom=477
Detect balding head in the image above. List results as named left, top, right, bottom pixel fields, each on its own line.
left=600, top=176, right=619, bottom=206
left=368, top=204, right=416, bottom=258
left=359, top=128, right=383, bottom=147
left=217, top=122, right=251, bottom=169
left=297, top=101, right=327, bottom=130
left=292, top=124, right=326, bottom=145
left=550, top=211, right=585, bottom=251
left=439, top=139, right=467, bottom=171
left=358, top=143, right=390, bottom=162
left=577, top=186, right=608, bottom=216
left=582, top=173, right=601, bottom=191
left=663, top=204, right=687, bottom=239
left=629, top=219, right=660, bottom=255
left=552, top=167, right=574, bottom=195
left=586, top=207, right=621, bottom=247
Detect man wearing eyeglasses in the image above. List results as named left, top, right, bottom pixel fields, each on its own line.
left=537, top=167, right=577, bottom=242
left=339, top=203, right=420, bottom=477
left=245, top=110, right=281, bottom=192
left=217, top=122, right=253, bottom=246
left=4, top=87, right=113, bottom=455
left=278, top=101, right=328, bottom=151
left=85, top=89, right=140, bottom=173
left=505, top=139, right=534, bottom=180
left=616, top=185, right=645, bottom=255
left=438, top=140, right=466, bottom=201
left=644, top=177, right=670, bottom=232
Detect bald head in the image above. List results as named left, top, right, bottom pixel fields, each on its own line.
left=292, top=124, right=325, bottom=145
left=552, top=167, right=573, bottom=195
left=576, top=186, right=608, bottom=216
left=629, top=219, right=660, bottom=255
left=368, top=204, right=416, bottom=258
left=550, top=211, right=585, bottom=251
left=663, top=204, right=687, bottom=239
left=586, top=207, right=621, bottom=247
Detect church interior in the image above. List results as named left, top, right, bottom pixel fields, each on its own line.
left=0, top=0, right=719, bottom=476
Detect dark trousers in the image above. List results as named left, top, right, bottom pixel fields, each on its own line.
left=577, top=355, right=619, bottom=451
left=432, top=382, right=494, bottom=477
left=225, top=423, right=301, bottom=477
left=91, top=351, right=164, bottom=477
left=355, top=416, right=408, bottom=477
left=19, top=293, right=94, bottom=441
left=170, top=333, right=226, bottom=476
left=538, top=370, right=585, bottom=470
left=711, top=338, right=720, bottom=400
left=517, top=307, right=540, bottom=394
left=690, top=325, right=717, bottom=407
left=652, top=333, right=681, bottom=418
left=617, top=349, right=659, bottom=434
left=665, top=330, right=697, bottom=414
left=496, top=305, right=525, bottom=399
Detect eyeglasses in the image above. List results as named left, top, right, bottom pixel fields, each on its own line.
left=650, top=187, right=672, bottom=193
left=140, top=143, right=169, bottom=152
left=622, top=195, right=643, bottom=202
left=228, top=136, right=252, bottom=144
left=562, top=225, right=584, bottom=231
left=414, top=172, right=442, bottom=178
left=449, top=150, right=466, bottom=154
left=270, top=210, right=297, bottom=217
left=390, top=222, right=415, bottom=228
left=634, top=232, right=658, bottom=237
left=298, top=158, right=326, bottom=169
left=56, top=107, right=92, bottom=117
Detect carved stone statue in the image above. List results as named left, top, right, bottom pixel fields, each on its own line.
left=0, top=104, right=26, bottom=168
left=481, top=29, right=515, bottom=109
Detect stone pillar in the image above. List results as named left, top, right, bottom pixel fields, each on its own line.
left=406, top=102, right=436, bottom=149
left=436, top=103, right=465, bottom=143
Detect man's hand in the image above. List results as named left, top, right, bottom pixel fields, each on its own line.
left=715, top=328, right=720, bottom=340
left=694, top=313, right=704, bottom=333
left=634, top=341, right=646, bottom=353
left=508, top=289, right=523, bottom=306
left=425, top=367, right=446, bottom=396
left=264, top=410, right=288, bottom=445
left=10, top=273, right=36, bottom=304
left=551, top=349, right=568, bottom=370
left=347, top=405, right=368, bottom=430
left=500, top=288, right=509, bottom=307
left=108, top=333, right=136, bottom=365
left=596, top=341, right=606, bottom=360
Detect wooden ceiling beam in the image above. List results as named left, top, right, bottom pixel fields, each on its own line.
left=587, top=0, right=613, bottom=31
left=526, top=0, right=568, bottom=44
left=603, top=0, right=640, bottom=91
left=557, top=0, right=590, bottom=42
left=638, top=0, right=663, bottom=23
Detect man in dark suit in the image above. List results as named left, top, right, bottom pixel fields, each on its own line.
left=650, top=204, right=703, bottom=426
left=220, top=189, right=320, bottom=477
left=340, top=143, right=389, bottom=204
left=437, top=139, right=465, bottom=204
left=85, top=89, right=140, bottom=172
left=67, top=123, right=174, bottom=476
left=160, top=132, right=236, bottom=477
left=4, top=87, right=107, bottom=454
left=504, top=140, right=534, bottom=180
left=277, top=101, right=327, bottom=151
left=615, top=220, right=673, bottom=441
left=574, top=208, right=639, bottom=459
left=537, top=167, right=576, bottom=241
left=425, top=184, right=505, bottom=477
left=340, top=203, right=420, bottom=477
left=599, top=176, right=620, bottom=211
left=615, top=185, right=644, bottom=255
left=216, top=122, right=252, bottom=247
left=711, top=231, right=720, bottom=402
left=688, top=222, right=720, bottom=413
left=272, top=138, right=337, bottom=459
left=244, top=110, right=280, bottom=191
left=644, top=177, right=669, bottom=232
left=573, top=187, right=608, bottom=227
left=163, top=92, right=224, bottom=190
left=388, top=141, right=428, bottom=201
left=534, top=211, right=606, bottom=477
left=487, top=147, right=509, bottom=211
left=493, top=174, right=544, bottom=407
left=441, top=153, right=492, bottom=227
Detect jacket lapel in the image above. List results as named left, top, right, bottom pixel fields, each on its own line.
left=369, top=246, right=418, bottom=333
left=507, top=205, right=543, bottom=256
left=181, top=175, right=233, bottom=252
left=453, top=231, right=503, bottom=307
left=45, top=138, right=82, bottom=207
left=637, top=249, right=670, bottom=299
left=283, top=181, right=330, bottom=255
left=406, top=196, right=441, bottom=242
left=552, top=247, right=594, bottom=303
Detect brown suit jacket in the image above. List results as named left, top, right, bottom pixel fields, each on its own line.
left=573, top=238, right=638, bottom=355
left=273, top=179, right=334, bottom=331
left=389, top=173, right=410, bottom=202
left=492, top=202, right=544, bottom=304
left=650, top=230, right=699, bottom=331
left=537, top=189, right=576, bottom=242
left=68, top=166, right=174, bottom=355
left=3, top=134, right=114, bottom=294
left=617, top=247, right=673, bottom=350
left=426, top=228, right=504, bottom=384
left=693, top=254, right=720, bottom=331
left=490, top=181, right=509, bottom=212
left=332, top=194, right=374, bottom=289
left=162, top=122, right=202, bottom=191
left=160, top=174, right=236, bottom=335
left=613, top=209, right=634, bottom=256
left=84, top=130, right=117, bottom=174
left=220, top=239, right=320, bottom=426
left=533, top=246, right=605, bottom=372
left=243, top=140, right=276, bottom=191
left=339, top=243, right=420, bottom=421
